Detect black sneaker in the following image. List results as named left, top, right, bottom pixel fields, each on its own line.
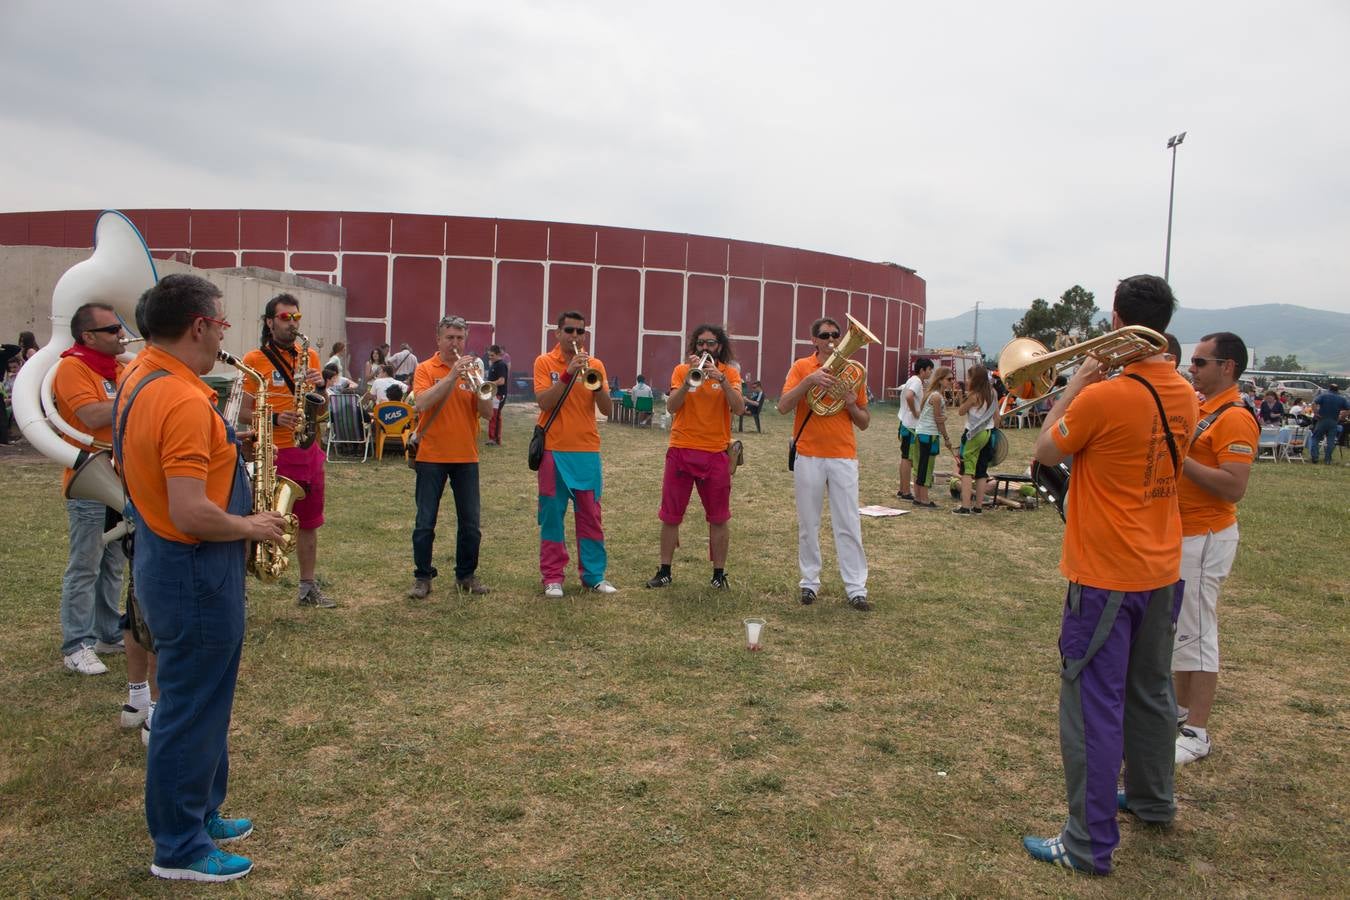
left=848, top=596, right=872, bottom=612
left=799, top=587, right=816, bottom=605
left=896, top=491, right=914, bottom=501
left=952, top=507, right=972, bottom=515
left=645, top=571, right=673, bottom=588
left=710, top=573, right=730, bottom=590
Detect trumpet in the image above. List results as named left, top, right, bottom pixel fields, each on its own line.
left=998, top=325, right=1169, bottom=417
left=572, top=341, right=603, bottom=391
left=453, top=351, right=497, bottom=401
left=685, top=352, right=714, bottom=388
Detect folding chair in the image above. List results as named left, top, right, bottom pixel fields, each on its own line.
left=371, top=401, right=415, bottom=461
left=1256, top=426, right=1281, bottom=462
left=1283, top=426, right=1307, bottom=463
left=325, top=392, right=370, bottom=462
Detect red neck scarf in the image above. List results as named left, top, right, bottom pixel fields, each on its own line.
left=59, top=344, right=119, bottom=381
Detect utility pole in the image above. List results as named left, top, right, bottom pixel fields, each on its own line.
left=1165, top=131, right=1186, bottom=282
left=972, top=301, right=980, bottom=348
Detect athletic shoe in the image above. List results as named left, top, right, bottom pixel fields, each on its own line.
left=971, top=506, right=983, bottom=514
left=1021, top=835, right=1098, bottom=874
left=896, top=491, right=914, bottom=501
left=1175, top=727, right=1211, bottom=765
left=456, top=577, right=490, bottom=595
left=120, top=704, right=149, bottom=728
left=952, top=507, right=972, bottom=515
left=589, top=580, right=620, bottom=595
left=205, top=811, right=254, bottom=844
left=297, top=583, right=337, bottom=608
left=799, top=587, right=816, bottom=605
left=710, top=573, right=730, bottom=590
left=912, top=500, right=938, bottom=509
left=544, top=583, right=564, bottom=599
left=93, top=639, right=126, bottom=654
left=141, top=702, right=156, bottom=747
left=1116, top=789, right=1175, bottom=828
left=848, top=596, right=871, bottom=611
left=151, top=849, right=253, bottom=882
left=645, top=571, right=673, bottom=588
left=63, top=646, right=108, bottom=676
left=1176, top=705, right=1189, bottom=727
left=408, top=579, right=431, bottom=599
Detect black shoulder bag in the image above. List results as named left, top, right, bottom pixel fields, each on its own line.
left=529, top=373, right=577, bottom=471
left=788, top=410, right=813, bottom=471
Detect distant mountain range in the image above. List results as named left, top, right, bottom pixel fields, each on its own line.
left=923, top=304, right=1350, bottom=373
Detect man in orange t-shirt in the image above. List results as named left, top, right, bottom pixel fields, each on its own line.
left=1173, top=332, right=1259, bottom=767
left=1024, top=275, right=1199, bottom=876
left=407, top=315, right=495, bottom=600
left=239, top=294, right=332, bottom=608
left=534, top=310, right=614, bottom=597
left=644, top=324, right=745, bottom=591
left=778, top=316, right=871, bottom=611
left=52, top=301, right=127, bottom=675
left=116, top=274, right=285, bottom=882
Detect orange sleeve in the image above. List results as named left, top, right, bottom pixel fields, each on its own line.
left=534, top=354, right=555, bottom=393
left=1211, top=409, right=1259, bottom=466
left=670, top=364, right=688, bottom=391
left=52, top=359, right=108, bottom=415
left=413, top=361, right=435, bottom=395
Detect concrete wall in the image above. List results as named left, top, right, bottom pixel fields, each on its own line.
left=1, top=246, right=346, bottom=375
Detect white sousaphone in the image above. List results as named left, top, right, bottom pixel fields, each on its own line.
left=11, top=210, right=158, bottom=529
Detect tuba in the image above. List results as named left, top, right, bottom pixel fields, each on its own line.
left=11, top=211, right=156, bottom=521
left=291, top=332, right=327, bottom=449
left=218, top=350, right=305, bottom=582
left=806, top=314, right=880, bottom=416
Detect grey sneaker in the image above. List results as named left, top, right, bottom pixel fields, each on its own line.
left=298, top=583, right=337, bottom=608
left=408, top=579, right=431, bottom=600
left=456, top=577, right=490, bottom=595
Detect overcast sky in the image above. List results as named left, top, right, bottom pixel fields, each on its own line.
left=2, top=1, right=1347, bottom=320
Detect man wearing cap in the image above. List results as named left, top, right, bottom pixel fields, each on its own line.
left=1308, top=383, right=1348, bottom=464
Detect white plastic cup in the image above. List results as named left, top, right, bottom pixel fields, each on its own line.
left=744, top=617, right=765, bottom=651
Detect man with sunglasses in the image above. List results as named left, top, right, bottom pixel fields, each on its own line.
left=240, top=295, right=334, bottom=609
left=1023, top=275, right=1198, bottom=875
left=52, top=302, right=129, bottom=675
left=777, top=316, right=871, bottom=611
left=645, top=324, right=744, bottom=591
left=533, top=311, right=617, bottom=597
left=1173, top=333, right=1259, bottom=766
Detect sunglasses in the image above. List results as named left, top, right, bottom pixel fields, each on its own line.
left=85, top=323, right=124, bottom=335
left=195, top=314, right=232, bottom=330
left=1190, top=356, right=1229, bottom=368
left=561, top=326, right=588, bottom=335
left=695, top=338, right=720, bottom=347
left=273, top=312, right=302, bottom=322
left=815, top=331, right=840, bottom=341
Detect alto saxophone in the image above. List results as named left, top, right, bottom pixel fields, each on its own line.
left=218, top=350, right=305, bottom=582
left=291, top=332, right=328, bottom=449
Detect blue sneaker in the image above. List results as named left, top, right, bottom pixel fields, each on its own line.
left=206, top=811, right=254, bottom=843
left=150, top=849, right=253, bottom=882
left=1022, top=835, right=1100, bottom=875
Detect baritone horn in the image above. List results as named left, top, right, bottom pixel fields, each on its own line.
left=572, top=341, right=603, bottom=391
left=997, top=325, right=1169, bottom=415
left=805, top=314, right=879, bottom=416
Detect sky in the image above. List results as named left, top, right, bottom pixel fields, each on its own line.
left=2, top=1, right=1348, bottom=321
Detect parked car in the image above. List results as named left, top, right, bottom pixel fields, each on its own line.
left=1270, top=379, right=1323, bottom=402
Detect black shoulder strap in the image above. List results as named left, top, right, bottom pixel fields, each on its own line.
left=1193, top=401, right=1245, bottom=442
left=1124, top=373, right=1180, bottom=476
left=261, top=342, right=297, bottom=393
left=541, top=371, right=578, bottom=435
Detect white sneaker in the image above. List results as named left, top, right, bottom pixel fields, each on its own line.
left=94, top=639, right=126, bottom=654
left=141, top=702, right=156, bottom=747
left=120, top=704, right=149, bottom=728
left=544, top=583, right=564, bottom=598
left=1175, top=727, right=1211, bottom=765
left=589, top=580, right=619, bottom=595
left=64, top=646, right=108, bottom=676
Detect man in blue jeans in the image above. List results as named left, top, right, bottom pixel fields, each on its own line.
left=1308, top=384, right=1348, bottom=464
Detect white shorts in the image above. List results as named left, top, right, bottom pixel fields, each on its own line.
left=1172, top=524, right=1239, bottom=672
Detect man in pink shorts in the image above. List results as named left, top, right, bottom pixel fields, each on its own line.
left=645, top=324, right=745, bottom=590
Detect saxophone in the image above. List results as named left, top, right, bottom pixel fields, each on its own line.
left=291, top=332, right=328, bottom=449
left=218, top=350, right=305, bottom=582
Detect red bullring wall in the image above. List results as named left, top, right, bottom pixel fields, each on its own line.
left=0, top=209, right=926, bottom=394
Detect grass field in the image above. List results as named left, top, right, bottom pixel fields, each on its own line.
left=0, top=402, right=1346, bottom=897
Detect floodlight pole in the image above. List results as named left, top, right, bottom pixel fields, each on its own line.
left=1164, top=131, right=1186, bottom=282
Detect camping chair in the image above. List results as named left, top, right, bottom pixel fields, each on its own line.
left=1282, top=426, right=1307, bottom=463
left=371, top=400, right=415, bottom=461
left=325, top=392, right=369, bottom=462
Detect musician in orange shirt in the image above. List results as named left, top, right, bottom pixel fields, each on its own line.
left=778, top=317, right=871, bottom=611
left=1023, top=275, right=1199, bottom=875
left=407, top=316, right=496, bottom=600
left=644, top=324, right=744, bottom=590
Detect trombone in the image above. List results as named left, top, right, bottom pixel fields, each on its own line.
left=685, top=352, right=713, bottom=388
left=572, top=341, right=604, bottom=391
left=997, top=325, right=1169, bottom=417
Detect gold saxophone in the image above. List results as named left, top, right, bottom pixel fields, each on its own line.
left=218, top=350, right=305, bottom=582
left=291, top=332, right=327, bottom=449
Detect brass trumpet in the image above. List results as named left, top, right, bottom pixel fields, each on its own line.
left=572, top=341, right=603, bottom=391
left=685, top=352, right=714, bottom=388
left=453, top=351, right=497, bottom=401
left=998, top=325, right=1169, bottom=416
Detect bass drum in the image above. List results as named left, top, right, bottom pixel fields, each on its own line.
left=1031, top=460, right=1070, bottom=522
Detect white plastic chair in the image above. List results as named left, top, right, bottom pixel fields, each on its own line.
left=1256, top=426, right=1281, bottom=462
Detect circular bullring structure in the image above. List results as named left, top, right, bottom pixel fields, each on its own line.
left=0, top=209, right=926, bottom=393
